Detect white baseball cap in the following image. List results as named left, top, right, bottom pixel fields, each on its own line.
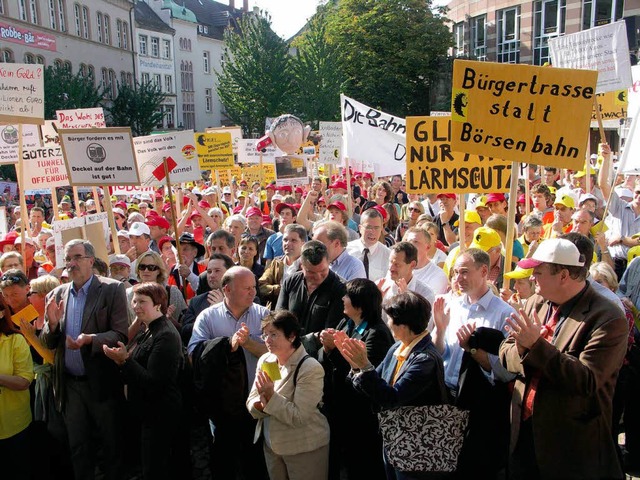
left=109, top=254, right=131, bottom=268
left=117, top=230, right=130, bottom=238
left=128, top=222, right=150, bottom=237
left=518, top=239, right=584, bottom=269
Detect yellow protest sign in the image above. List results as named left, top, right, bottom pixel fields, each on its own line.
left=215, top=166, right=242, bottom=185
left=243, top=164, right=276, bottom=185
left=196, top=132, right=234, bottom=170
left=450, top=60, right=597, bottom=170
left=592, top=90, right=627, bottom=125
left=406, top=116, right=511, bottom=193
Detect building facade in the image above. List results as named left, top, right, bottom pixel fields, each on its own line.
left=0, top=0, right=135, bottom=100
left=447, top=0, right=640, bottom=65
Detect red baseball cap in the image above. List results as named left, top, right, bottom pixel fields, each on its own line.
left=328, top=201, right=346, bottom=212
left=0, top=231, right=19, bottom=249
left=232, top=206, right=243, bottom=214
left=266, top=184, right=276, bottom=191
left=275, top=203, right=296, bottom=215
left=363, top=173, right=373, bottom=181
left=329, top=180, right=348, bottom=191
left=277, top=185, right=292, bottom=194
left=295, top=186, right=304, bottom=194
left=486, top=193, right=506, bottom=203
left=246, top=207, right=262, bottom=217
left=372, top=205, right=388, bottom=221
left=198, top=200, right=211, bottom=209
left=162, top=203, right=172, bottom=212
left=317, top=196, right=326, bottom=205
left=146, top=216, right=170, bottom=229
left=146, top=210, right=159, bottom=218
left=436, top=193, right=456, bottom=200
left=158, top=235, right=174, bottom=252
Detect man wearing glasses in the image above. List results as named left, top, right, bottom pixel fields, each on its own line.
left=347, top=208, right=390, bottom=282
left=41, top=239, right=128, bottom=480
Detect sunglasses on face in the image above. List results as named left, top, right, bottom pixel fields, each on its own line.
left=0, top=274, right=25, bottom=284
left=138, top=264, right=160, bottom=272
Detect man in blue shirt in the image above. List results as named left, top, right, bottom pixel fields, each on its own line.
left=313, top=221, right=366, bottom=281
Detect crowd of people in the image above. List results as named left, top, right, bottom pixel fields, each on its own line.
left=0, top=142, right=639, bottom=480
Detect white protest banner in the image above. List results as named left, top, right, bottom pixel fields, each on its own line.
left=111, top=185, right=156, bottom=196
left=274, top=156, right=308, bottom=186
left=237, top=139, right=277, bottom=164
left=618, top=113, right=640, bottom=173
left=52, top=216, right=85, bottom=266
left=56, top=108, right=106, bottom=129
left=21, top=144, right=68, bottom=190
left=0, top=63, right=45, bottom=124
left=341, top=94, right=406, bottom=177
left=319, top=121, right=342, bottom=165
left=58, top=127, right=140, bottom=186
left=206, top=126, right=243, bottom=154
left=549, top=20, right=632, bottom=93
left=133, top=130, right=200, bottom=185
left=0, top=124, right=40, bottom=164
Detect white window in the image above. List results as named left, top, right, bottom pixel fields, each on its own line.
left=0, top=0, right=5, bottom=15
left=116, top=20, right=122, bottom=48
left=582, top=0, right=623, bottom=29
left=82, top=7, right=89, bottom=39
left=29, top=0, right=38, bottom=24
left=534, top=0, right=566, bottom=65
left=162, top=39, right=171, bottom=59
left=141, top=72, right=150, bottom=84
left=497, top=7, right=520, bottom=63
left=454, top=22, right=465, bottom=57
left=165, top=106, right=174, bottom=128
left=24, top=53, right=35, bottom=63
left=151, top=37, right=159, bottom=57
left=153, top=74, right=161, bottom=88
left=18, top=0, right=27, bottom=21
left=205, top=88, right=212, bottom=112
left=1, top=49, right=14, bottom=63
left=103, top=15, right=110, bottom=45
left=49, top=0, right=57, bottom=30
left=122, top=22, right=128, bottom=50
left=96, top=12, right=103, bottom=43
left=108, top=69, right=116, bottom=98
left=101, top=68, right=108, bottom=90
left=57, top=0, right=65, bottom=31
left=471, top=15, right=486, bottom=61
left=74, top=4, right=81, bottom=36
left=139, top=35, right=147, bottom=55
left=165, top=75, right=172, bottom=93
left=203, top=51, right=210, bottom=73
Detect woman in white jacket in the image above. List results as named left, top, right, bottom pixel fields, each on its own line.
left=247, top=311, right=329, bottom=480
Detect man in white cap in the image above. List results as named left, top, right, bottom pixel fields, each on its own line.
left=128, top=222, right=152, bottom=278
left=500, top=238, right=627, bottom=479
left=108, top=254, right=134, bottom=288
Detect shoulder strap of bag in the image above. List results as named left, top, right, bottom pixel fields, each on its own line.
left=293, top=354, right=310, bottom=387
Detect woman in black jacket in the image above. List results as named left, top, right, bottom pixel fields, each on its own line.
left=320, top=278, right=394, bottom=480
left=103, top=282, right=183, bottom=480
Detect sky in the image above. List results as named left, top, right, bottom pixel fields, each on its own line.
left=249, top=0, right=323, bottom=39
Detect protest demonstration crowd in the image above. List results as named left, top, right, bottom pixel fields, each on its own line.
left=3, top=20, right=640, bottom=480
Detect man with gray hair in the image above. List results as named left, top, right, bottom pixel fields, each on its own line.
left=277, top=240, right=346, bottom=356
left=41, top=239, right=128, bottom=480
left=313, top=221, right=366, bottom=281
left=188, top=266, right=269, bottom=479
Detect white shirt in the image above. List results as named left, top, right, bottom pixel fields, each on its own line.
left=430, top=248, right=447, bottom=268
left=381, top=274, right=436, bottom=331
left=346, top=239, right=391, bottom=282
left=413, top=260, right=449, bottom=295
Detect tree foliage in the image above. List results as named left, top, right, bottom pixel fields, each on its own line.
left=324, top=0, right=453, bottom=117
left=289, top=10, right=345, bottom=127
left=43, top=64, right=103, bottom=120
left=216, top=12, right=292, bottom=137
left=107, top=81, right=166, bottom=137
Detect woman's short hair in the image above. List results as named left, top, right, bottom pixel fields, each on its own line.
left=345, top=278, right=382, bottom=324
left=132, top=282, right=168, bottom=315
left=0, top=251, right=23, bottom=271
left=383, top=291, right=431, bottom=335
left=136, top=251, right=168, bottom=284
left=227, top=214, right=247, bottom=228
left=261, top=310, right=302, bottom=348
left=372, top=181, right=393, bottom=203
left=589, top=261, right=619, bottom=291
left=29, top=275, right=60, bottom=296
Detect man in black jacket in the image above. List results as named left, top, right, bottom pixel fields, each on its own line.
left=276, top=241, right=346, bottom=357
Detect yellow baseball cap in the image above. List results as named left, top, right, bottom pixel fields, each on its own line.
left=573, top=166, right=597, bottom=178
left=454, top=210, right=482, bottom=227
left=554, top=194, right=575, bottom=209
left=475, top=195, right=488, bottom=209
left=469, top=226, right=502, bottom=252
left=504, top=267, right=533, bottom=280
left=628, top=245, right=640, bottom=264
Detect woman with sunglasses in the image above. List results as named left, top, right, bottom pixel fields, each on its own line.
left=396, top=201, right=425, bottom=242
left=126, top=252, right=187, bottom=340
left=104, top=282, right=183, bottom=480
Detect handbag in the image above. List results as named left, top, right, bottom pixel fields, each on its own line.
left=377, top=354, right=470, bottom=473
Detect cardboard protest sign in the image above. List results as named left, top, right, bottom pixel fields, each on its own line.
left=40, top=120, right=59, bottom=145
left=591, top=90, right=628, bottom=128
left=196, top=132, right=234, bottom=170
left=341, top=94, right=406, bottom=177
left=56, top=108, right=106, bottom=129
left=206, top=126, right=242, bottom=154
left=216, top=166, right=243, bottom=185
left=319, top=122, right=342, bottom=165
left=406, top=116, right=511, bottom=193
left=58, top=127, right=140, bottom=186
left=237, top=139, right=277, bottom=164
left=133, top=130, right=200, bottom=185
left=450, top=60, right=597, bottom=170
left=0, top=124, right=40, bottom=163
left=549, top=20, right=632, bottom=93
left=243, top=164, right=276, bottom=185
left=274, top=156, right=308, bottom=186
left=21, top=145, right=68, bottom=190
left=0, top=63, right=45, bottom=124
left=53, top=214, right=109, bottom=266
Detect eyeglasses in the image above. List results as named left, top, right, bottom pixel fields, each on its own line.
left=409, top=207, right=422, bottom=212
left=260, top=332, right=282, bottom=341
left=0, top=274, right=25, bottom=284
left=138, top=264, right=160, bottom=272
left=64, top=255, right=92, bottom=264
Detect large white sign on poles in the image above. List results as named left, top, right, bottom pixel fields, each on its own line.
left=133, top=130, right=200, bottom=185
left=341, top=94, right=406, bottom=177
left=549, top=20, right=632, bottom=93
left=21, top=144, right=68, bottom=190
left=0, top=63, right=45, bottom=124
left=0, top=124, right=40, bottom=163
left=237, top=139, right=277, bottom=164
left=58, top=127, right=140, bottom=186
left=319, top=121, right=342, bottom=165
